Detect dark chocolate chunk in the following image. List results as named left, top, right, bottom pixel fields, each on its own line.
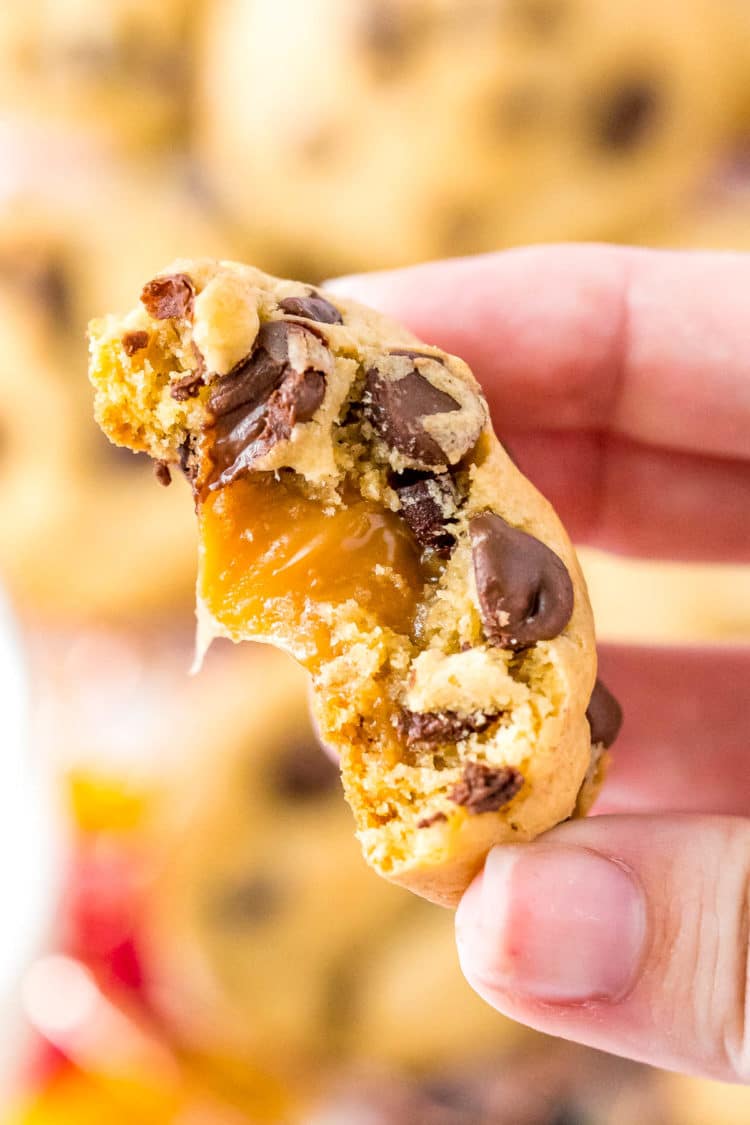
left=206, top=321, right=329, bottom=488
left=416, top=811, right=448, bottom=829
left=270, top=740, right=340, bottom=801
left=170, top=370, right=205, bottom=401
left=398, top=709, right=497, bottom=746
left=593, top=81, right=660, bottom=152
left=279, top=293, right=343, bottom=325
left=585, top=678, right=623, bottom=748
left=210, top=875, right=281, bottom=927
left=121, top=330, right=149, bottom=357
left=140, top=273, right=195, bottom=320
left=154, top=460, right=172, bottom=486
left=450, top=762, right=524, bottom=815
left=470, top=513, right=574, bottom=647
left=365, top=367, right=461, bottom=466
left=392, top=470, right=458, bottom=555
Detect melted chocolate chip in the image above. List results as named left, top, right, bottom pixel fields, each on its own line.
left=210, top=875, right=282, bottom=927
left=121, top=330, right=149, bottom=357
left=271, top=740, right=340, bottom=801
left=398, top=709, right=497, bottom=746
left=365, top=368, right=461, bottom=466
left=154, top=461, right=172, bottom=486
left=279, top=293, right=343, bottom=325
left=585, top=678, right=623, bottom=748
left=392, top=470, right=458, bottom=555
left=170, top=370, right=204, bottom=401
left=450, top=762, right=524, bottom=815
left=593, top=81, right=660, bottom=152
left=416, top=811, right=448, bottom=829
left=470, top=513, right=574, bottom=647
left=140, top=273, right=195, bottom=320
left=206, top=321, right=328, bottom=488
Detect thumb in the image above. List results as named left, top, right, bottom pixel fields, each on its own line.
left=455, top=814, right=750, bottom=1082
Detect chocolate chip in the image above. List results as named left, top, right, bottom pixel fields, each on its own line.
left=121, top=330, right=149, bottom=357
left=593, top=81, right=660, bottom=152
left=0, top=256, right=73, bottom=330
left=206, top=321, right=329, bottom=488
left=358, top=2, right=419, bottom=74
left=154, top=460, right=172, bottom=486
left=585, top=678, right=623, bottom=748
left=416, top=811, right=448, bottom=829
left=398, top=709, right=497, bottom=746
left=279, top=293, right=343, bottom=325
left=270, top=740, right=339, bottom=801
left=450, top=762, right=524, bottom=815
left=505, top=0, right=567, bottom=36
left=365, top=368, right=462, bottom=466
left=392, top=471, right=457, bottom=555
left=210, top=875, right=282, bottom=927
left=170, top=370, right=204, bottom=401
left=140, top=273, right=195, bottom=320
left=470, top=513, right=574, bottom=647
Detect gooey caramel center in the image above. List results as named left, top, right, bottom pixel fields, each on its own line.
left=199, top=476, right=427, bottom=654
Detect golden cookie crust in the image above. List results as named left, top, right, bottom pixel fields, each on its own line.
left=89, top=258, right=602, bottom=907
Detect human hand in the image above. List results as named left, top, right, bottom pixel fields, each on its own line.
left=329, top=245, right=750, bottom=1082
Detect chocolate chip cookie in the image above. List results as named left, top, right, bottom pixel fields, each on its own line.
left=196, top=0, right=746, bottom=275
left=0, top=133, right=234, bottom=622
left=89, top=258, right=617, bottom=906
left=0, top=0, right=193, bottom=151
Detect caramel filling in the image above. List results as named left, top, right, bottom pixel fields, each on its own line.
left=199, top=476, right=427, bottom=658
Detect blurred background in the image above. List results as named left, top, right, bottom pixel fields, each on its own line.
left=0, top=0, right=749, bottom=1121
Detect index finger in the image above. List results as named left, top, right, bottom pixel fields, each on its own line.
left=329, top=244, right=750, bottom=461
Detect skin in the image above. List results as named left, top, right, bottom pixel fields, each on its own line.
left=329, top=245, right=750, bottom=1083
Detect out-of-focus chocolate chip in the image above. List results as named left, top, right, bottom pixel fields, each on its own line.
left=279, top=293, right=343, bottom=325
left=154, top=460, right=172, bottom=486
left=270, top=739, right=339, bottom=801
left=140, top=273, right=195, bottom=320
left=210, top=875, right=282, bottom=927
left=170, top=370, right=204, bottom=401
left=0, top=256, right=74, bottom=330
left=121, top=330, right=149, bottom=357
left=416, top=811, right=448, bottom=829
left=470, top=512, right=574, bottom=647
left=450, top=761, right=524, bottom=815
left=205, top=320, right=329, bottom=488
left=392, top=470, right=458, bottom=555
left=593, top=81, right=660, bottom=152
left=358, top=2, right=420, bottom=74
left=585, top=678, right=623, bottom=748
left=505, top=0, right=568, bottom=37
left=365, top=367, right=461, bottom=466
left=398, top=708, right=497, bottom=746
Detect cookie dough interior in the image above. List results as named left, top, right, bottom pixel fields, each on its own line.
left=90, top=260, right=612, bottom=905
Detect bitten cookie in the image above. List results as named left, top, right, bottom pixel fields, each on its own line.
left=89, top=258, right=621, bottom=906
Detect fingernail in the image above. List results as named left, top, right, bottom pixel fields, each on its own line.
left=456, top=844, right=645, bottom=1004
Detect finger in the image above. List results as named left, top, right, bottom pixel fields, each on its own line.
left=595, top=645, right=750, bottom=817
left=455, top=813, right=750, bottom=1082
left=505, top=430, right=750, bottom=563
left=329, top=245, right=750, bottom=461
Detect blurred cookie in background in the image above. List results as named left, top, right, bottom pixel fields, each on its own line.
left=580, top=550, right=750, bottom=645
left=139, top=644, right=529, bottom=1097
left=195, top=0, right=748, bottom=277
left=0, top=0, right=195, bottom=153
left=0, top=129, right=236, bottom=623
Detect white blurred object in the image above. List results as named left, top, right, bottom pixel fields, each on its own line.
left=0, top=592, right=60, bottom=1088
